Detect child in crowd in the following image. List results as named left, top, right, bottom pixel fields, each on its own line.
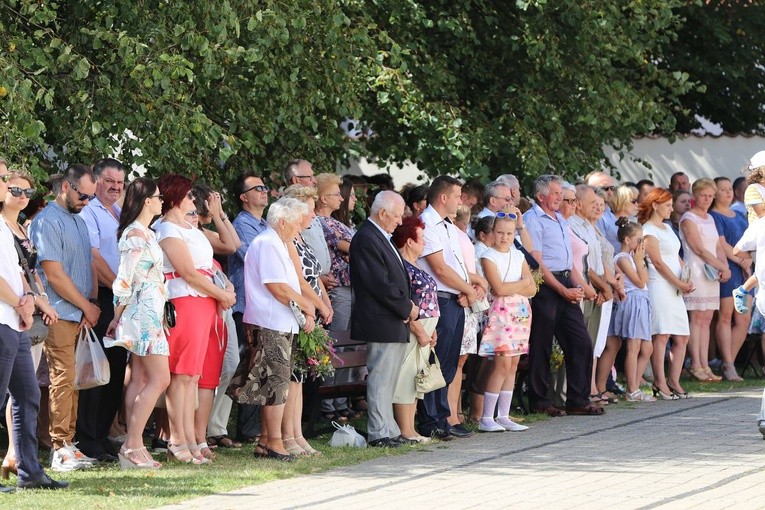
left=606, top=218, right=657, bottom=402
left=477, top=213, right=536, bottom=432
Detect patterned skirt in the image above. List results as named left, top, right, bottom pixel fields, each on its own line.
left=479, top=295, right=531, bottom=357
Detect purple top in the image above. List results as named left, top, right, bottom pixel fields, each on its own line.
left=405, top=260, right=440, bottom=319
left=319, top=215, right=353, bottom=287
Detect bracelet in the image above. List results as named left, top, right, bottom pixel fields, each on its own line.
left=39, top=292, right=48, bottom=301
left=24, top=291, right=36, bottom=302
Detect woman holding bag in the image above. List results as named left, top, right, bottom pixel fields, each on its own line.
left=105, top=178, right=169, bottom=469
left=391, top=216, right=438, bottom=444
left=478, top=213, right=536, bottom=432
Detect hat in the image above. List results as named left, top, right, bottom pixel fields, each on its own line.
left=749, top=151, right=765, bottom=170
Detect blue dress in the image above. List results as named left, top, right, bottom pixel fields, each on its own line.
left=609, top=252, right=653, bottom=341
left=709, top=209, right=748, bottom=296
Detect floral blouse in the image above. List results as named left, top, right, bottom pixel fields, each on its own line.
left=318, top=215, right=353, bottom=287
left=405, top=260, right=440, bottom=319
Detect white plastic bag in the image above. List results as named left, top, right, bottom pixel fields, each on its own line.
left=329, top=421, right=367, bottom=448
left=74, top=327, right=111, bottom=390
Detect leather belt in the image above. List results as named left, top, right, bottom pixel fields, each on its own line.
left=436, top=291, right=459, bottom=300
left=550, top=270, right=572, bottom=278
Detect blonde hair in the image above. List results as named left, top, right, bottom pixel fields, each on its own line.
left=692, top=178, right=716, bottom=196
left=283, top=184, right=318, bottom=203
left=455, top=205, right=471, bottom=224
left=315, top=173, right=342, bottom=197
left=611, top=184, right=638, bottom=213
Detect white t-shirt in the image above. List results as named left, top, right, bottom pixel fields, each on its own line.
left=155, top=220, right=214, bottom=299
left=0, top=221, right=24, bottom=331
left=480, top=247, right=524, bottom=285
left=243, top=227, right=301, bottom=334
left=417, top=205, right=469, bottom=294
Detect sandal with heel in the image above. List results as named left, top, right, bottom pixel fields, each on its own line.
left=167, top=443, right=205, bottom=465
left=119, top=446, right=161, bottom=469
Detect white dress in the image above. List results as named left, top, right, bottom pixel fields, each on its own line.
left=679, top=212, right=720, bottom=311
left=643, top=222, right=690, bottom=336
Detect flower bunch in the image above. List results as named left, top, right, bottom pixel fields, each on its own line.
left=296, top=326, right=339, bottom=380
left=550, top=339, right=565, bottom=371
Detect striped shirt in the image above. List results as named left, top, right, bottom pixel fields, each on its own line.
left=29, top=201, right=93, bottom=322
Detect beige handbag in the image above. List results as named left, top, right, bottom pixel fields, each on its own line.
left=415, top=346, right=446, bottom=394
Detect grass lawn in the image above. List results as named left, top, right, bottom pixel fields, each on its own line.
left=1, top=374, right=762, bottom=509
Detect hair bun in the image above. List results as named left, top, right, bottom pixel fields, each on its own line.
left=615, top=216, right=630, bottom=228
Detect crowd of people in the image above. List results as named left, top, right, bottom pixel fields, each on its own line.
left=2, top=152, right=765, bottom=491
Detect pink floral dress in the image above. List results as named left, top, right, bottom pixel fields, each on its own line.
left=479, top=247, right=531, bottom=357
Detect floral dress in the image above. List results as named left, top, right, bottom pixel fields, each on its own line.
left=479, top=247, right=531, bottom=357
left=112, top=221, right=169, bottom=356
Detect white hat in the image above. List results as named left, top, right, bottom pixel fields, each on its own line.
left=749, top=151, right=765, bottom=170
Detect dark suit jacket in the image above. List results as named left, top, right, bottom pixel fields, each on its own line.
left=349, top=219, right=411, bottom=343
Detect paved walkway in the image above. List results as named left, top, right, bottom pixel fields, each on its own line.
left=160, top=388, right=765, bottom=510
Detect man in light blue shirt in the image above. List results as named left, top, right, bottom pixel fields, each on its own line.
left=228, top=170, right=269, bottom=442
left=30, top=164, right=100, bottom=471
left=76, top=158, right=126, bottom=462
left=522, top=175, right=602, bottom=417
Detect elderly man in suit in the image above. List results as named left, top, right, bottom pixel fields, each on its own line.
left=349, top=191, right=418, bottom=447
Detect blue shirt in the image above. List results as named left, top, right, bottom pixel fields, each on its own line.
left=523, top=203, right=572, bottom=272
left=29, top=201, right=93, bottom=322
left=229, top=210, right=269, bottom=314
left=79, top=196, right=121, bottom=276
left=596, top=206, right=620, bottom=253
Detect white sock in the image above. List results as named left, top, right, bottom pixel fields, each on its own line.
left=482, top=392, right=499, bottom=420
left=497, top=390, right=513, bottom=418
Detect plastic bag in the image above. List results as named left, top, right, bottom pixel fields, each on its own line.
left=329, top=421, right=367, bottom=448
left=74, top=327, right=111, bottom=390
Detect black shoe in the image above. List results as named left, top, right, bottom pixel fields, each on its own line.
left=0, top=484, right=15, bottom=494
left=94, top=452, right=119, bottom=463
left=448, top=424, right=474, bottom=438
left=151, top=437, right=168, bottom=453
left=429, top=429, right=455, bottom=441
left=369, top=437, right=400, bottom=448
left=18, top=473, right=69, bottom=490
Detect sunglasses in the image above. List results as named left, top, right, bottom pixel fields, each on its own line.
left=630, top=199, right=638, bottom=204
left=68, top=182, right=97, bottom=201
left=186, top=210, right=199, bottom=217
left=599, top=186, right=615, bottom=192
left=243, top=184, right=270, bottom=193
left=8, top=186, right=36, bottom=198
left=495, top=212, right=518, bottom=220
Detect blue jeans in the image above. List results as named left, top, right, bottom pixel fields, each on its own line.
left=416, top=296, right=465, bottom=434
left=0, top=324, right=44, bottom=483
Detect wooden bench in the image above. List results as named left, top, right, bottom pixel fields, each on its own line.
left=303, top=330, right=367, bottom=437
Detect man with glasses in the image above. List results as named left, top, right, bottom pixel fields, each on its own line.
left=283, top=159, right=318, bottom=186
left=228, top=170, right=270, bottom=443
left=75, top=158, right=126, bottom=462
left=586, top=171, right=620, bottom=252
left=474, top=180, right=533, bottom=251
left=29, top=164, right=101, bottom=472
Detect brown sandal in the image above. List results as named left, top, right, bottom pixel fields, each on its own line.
left=566, top=404, right=606, bottom=416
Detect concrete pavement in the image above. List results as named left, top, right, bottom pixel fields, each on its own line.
left=159, top=388, right=765, bottom=510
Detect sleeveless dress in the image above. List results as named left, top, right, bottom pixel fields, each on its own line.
left=112, top=221, right=169, bottom=356
left=609, top=252, right=652, bottom=341
left=643, top=222, right=690, bottom=336
left=679, top=211, right=720, bottom=311
left=479, top=247, right=531, bottom=357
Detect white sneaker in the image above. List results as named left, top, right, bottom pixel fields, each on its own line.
left=51, top=446, right=91, bottom=472
left=62, top=442, right=97, bottom=466
left=478, top=418, right=506, bottom=432
left=496, top=417, right=529, bottom=432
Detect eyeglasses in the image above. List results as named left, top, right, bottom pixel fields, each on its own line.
left=324, top=192, right=343, bottom=198
left=242, top=184, right=270, bottom=194
left=0, top=174, right=10, bottom=183
left=495, top=212, right=517, bottom=220
left=68, top=182, right=97, bottom=201
left=186, top=210, right=198, bottom=217
left=151, top=194, right=164, bottom=202
left=8, top=186, right=36, bottom=198
left=562, top=198, right=577, bottom=204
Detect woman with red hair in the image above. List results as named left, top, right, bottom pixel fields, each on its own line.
left=639, top=188, right=693, bottom=399
left=155, top=174, right=236, bottom=464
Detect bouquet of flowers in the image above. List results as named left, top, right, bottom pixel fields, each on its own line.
left=550, top=338, right=565, bottom=372
left=295, top=326, right=340, bottom=380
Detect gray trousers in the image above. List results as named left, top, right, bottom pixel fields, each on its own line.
left=366, top=342, right=407, bottom=442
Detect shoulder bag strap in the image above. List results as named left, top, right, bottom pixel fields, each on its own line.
left=13, top=237, right=38, bottom=291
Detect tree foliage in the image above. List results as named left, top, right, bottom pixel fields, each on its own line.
left=0, top=0, right=704, bottom=188
left=663, top=0, right=765, bottom=134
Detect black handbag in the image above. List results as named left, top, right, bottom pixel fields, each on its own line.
left=13, top=238, right=48, bottom=345
left=164, top=300, right=177, bottom=328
